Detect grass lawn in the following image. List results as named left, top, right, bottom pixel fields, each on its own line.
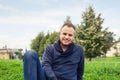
left=0, top=57, right=120, bottom=80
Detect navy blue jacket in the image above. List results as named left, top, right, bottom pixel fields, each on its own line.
left=42, top=40, right=84, bottom=80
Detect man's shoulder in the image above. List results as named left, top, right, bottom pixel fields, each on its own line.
left=74, top=43, right=83, bottom=50
left=74, top=43, right=84, bottom=56
left=46, top=44, right=54, bottom=49
left=45, top=44, right=55, bottom=53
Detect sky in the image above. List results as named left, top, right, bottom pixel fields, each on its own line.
left=0, top=0, right=120, bottom=51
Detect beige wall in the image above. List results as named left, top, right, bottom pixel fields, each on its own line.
left=0, top=49, right=10, bottom=59
left=0, top=52, right=10, bottom=59
left=106, top=42, right=120, bottom=57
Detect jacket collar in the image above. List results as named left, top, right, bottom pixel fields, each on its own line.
left=54, top=40, right=75, bottom=56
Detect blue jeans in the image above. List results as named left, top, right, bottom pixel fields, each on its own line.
left=23, top=50, right=46, bottom=80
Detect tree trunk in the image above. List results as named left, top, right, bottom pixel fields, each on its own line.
left=89, top=57, right=92, bottom=61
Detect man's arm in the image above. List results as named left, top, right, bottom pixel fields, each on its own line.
left=42, top=45, right=57, bottom=80
left=77, top=47, right=84, bottom=80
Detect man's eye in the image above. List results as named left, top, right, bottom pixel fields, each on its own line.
left=69, top=34, right=73, bottom=36
left=63, top=33, right=67, bottom=35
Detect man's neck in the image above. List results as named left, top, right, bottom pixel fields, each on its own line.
left=60, top=44, right=69, bottom=52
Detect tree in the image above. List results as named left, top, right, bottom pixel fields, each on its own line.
left=76, top=6, right=114, bottom=61
left=45, top=31, right=59, bottom=45
left=31, top=31, right=59, bottom=57
left=30, top=32, right=45, bottom=56
left=118, top=37, right=120, bottom=41
left=15, top=51, right=22, bottom=59
left=64, top=16, right=72, bottom=23
left=99, top=29, right=114, bottom=56
left=38, top=35, right=47, bottom=57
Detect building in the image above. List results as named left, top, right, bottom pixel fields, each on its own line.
left=0, top=48, right=11, bottom=59
left=0, top=48, right=23, bottom=59
left=106, top=41, right=120, bottom=57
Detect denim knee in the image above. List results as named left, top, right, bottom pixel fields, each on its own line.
left=23, top=50, right=38, bottom=60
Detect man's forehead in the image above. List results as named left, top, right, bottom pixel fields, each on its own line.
left=61, top=26, right=75, bottom=34
left=61, top=26, right=75, bottom=31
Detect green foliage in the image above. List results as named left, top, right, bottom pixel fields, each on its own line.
left=118, top=37, right=120, bottom=41
left=76, top=6, right=114, bottom=61
left=30, top=32, right=45, bottom=56
left=30, top=31, right=59, bottom=57
left=99, top=28, right=114, bottom=54
left=18, top=49, right=23, bottom=52
left=15, top=51, right=23, bottom=59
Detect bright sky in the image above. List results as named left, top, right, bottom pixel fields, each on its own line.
left=0, top=0, right=120, bottom=51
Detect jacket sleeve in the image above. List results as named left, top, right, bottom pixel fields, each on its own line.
left=77, top=47, right=84, bottom=80
left=42, top=45, right=57, bottom=80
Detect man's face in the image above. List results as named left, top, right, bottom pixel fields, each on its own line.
left=60, top=25, right=75, bottom=46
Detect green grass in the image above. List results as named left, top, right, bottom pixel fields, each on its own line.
left=0, top=57, right=120, bottom=80
left=0, top=60, right=23, bottom=80
left=84, top=57, right=120, bottom=80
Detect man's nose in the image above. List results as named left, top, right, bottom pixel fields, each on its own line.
left=65, top=34, right=69, bottom=38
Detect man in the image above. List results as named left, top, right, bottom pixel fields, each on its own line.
left=42, top=22, right=84, bottom=80
left=23, top=22, right=84, bottom=80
